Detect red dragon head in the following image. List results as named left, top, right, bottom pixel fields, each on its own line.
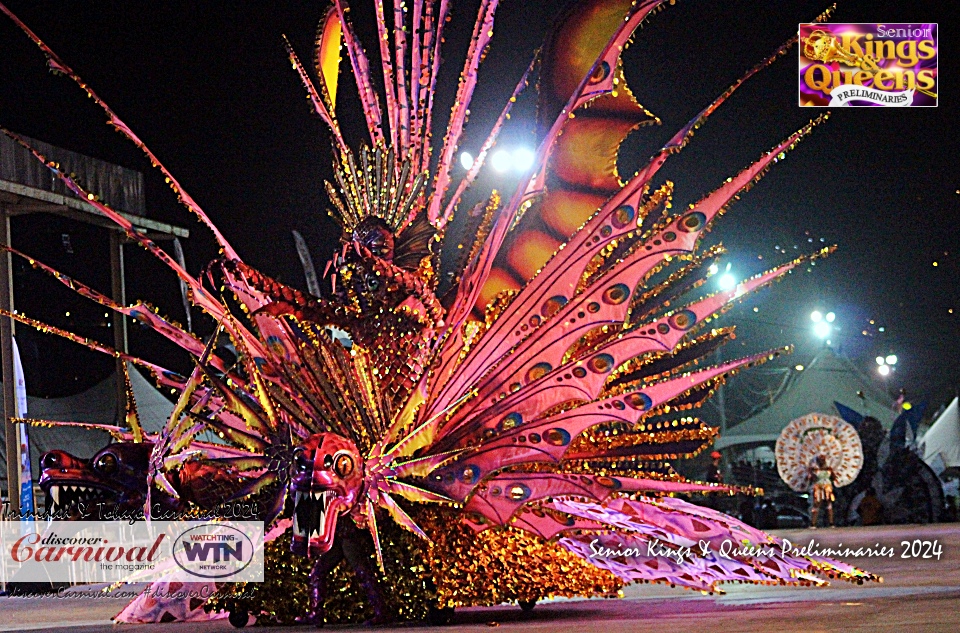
left=39, top=443, right=154, bottom=519
left=290, top=433, right=364, bottom=557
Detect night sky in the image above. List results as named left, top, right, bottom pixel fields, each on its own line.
left=0, top=1, right=955, bottom=423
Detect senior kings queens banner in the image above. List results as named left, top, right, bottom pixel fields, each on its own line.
left=799, top=23, right=937, bottom=107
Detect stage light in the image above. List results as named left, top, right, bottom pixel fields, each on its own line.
left=885, top=354, right=898, bottom=366
left=811, top=310, right=823, bottom=322
left=718, top=273, right=736, bottom=291
left=878, top=364, right=890, bottom=376
left=813, top=321, right=831, bottom=339
left=876, top=356, right=885, bottom=365
left=795, top=364, right=804, bottom=371
left=825, top=311, right=836, bottom=323
left=708, top=263, right=719, bottom=276
left=491, top=149, right=511, bottom=172
left=485, top=146, right=536, bottom=173
left=512, top=147, right=535, bottom=172
left=460, top=151, right=474, bottom=170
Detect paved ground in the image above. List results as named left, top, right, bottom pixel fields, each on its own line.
left=1, top=523, right=957, bottom=632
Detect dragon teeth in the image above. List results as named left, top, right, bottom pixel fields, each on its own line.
left=293, top=492, right=303, bottom=536
left=292, top=490, right=335, bottom=540
left=46, top=484, right=108, bottom=511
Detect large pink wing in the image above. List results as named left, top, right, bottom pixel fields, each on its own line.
left=437, top=259, right=807, bottom=446
left=553, top=496, right=877, bottom=591
left=426, top=349, right=782, bottom=502
left=428, top=124, right=818, bottom=420
left=449, top=472, right=876, bottom=591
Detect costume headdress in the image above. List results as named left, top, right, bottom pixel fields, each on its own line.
left=0, top=1, right=877, bottom=622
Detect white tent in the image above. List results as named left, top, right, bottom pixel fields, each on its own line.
left=919, top=397, right=960, bottom=473
left=0, top=365, right=174, bottom=481
left=715, top=347, right=895, bottom=450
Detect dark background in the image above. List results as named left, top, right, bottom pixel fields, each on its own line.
left=0, top=1, right=954, bottom=424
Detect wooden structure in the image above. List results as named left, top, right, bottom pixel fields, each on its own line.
left=0, top=133, right=188, bottom=515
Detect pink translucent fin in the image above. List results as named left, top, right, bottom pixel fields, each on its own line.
left=430, top=349, right=781, bottom=500
left=431, top=122, right=821, bottom=417
left=555, top=496, right=878, bottom=590
left=448, top=258, right=809, bottom=432
left=427, top=0, right=500, bottom=224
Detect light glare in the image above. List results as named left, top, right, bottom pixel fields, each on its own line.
left=491, top=149, right=511, bottom=172
left=512, top=148, right=535, bottom=171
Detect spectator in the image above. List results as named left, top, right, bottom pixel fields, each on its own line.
left=706, top=451, right=723, bottom=484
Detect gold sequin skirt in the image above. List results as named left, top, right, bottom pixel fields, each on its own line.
left=813, top=482, right=834, bottom=503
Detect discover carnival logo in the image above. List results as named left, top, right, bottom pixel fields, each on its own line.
left=799, top=23, right=937, bottom=107
left=0, top=520, right=264, bottom=583
left=9, top=531, right=166, bottom=565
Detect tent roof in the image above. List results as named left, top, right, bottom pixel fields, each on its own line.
left=0, top=365, right=174, bottom=484
left=715, top=347, right=895, bottom=449
left=920, top=397, right=960, bottom=470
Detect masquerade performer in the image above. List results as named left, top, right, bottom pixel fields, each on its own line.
left=1, top=0, right=878, bottom=625
left=777, top=413, right=863, bottom=531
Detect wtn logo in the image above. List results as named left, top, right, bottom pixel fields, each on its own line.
left=171, top=524, right=258, bottom=579
left=180, top=540, right=244, bottom=562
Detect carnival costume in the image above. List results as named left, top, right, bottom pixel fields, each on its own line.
left=1, top=0, right=878, bottom=624
left=777, top=413, right=863, bottom=529
left=812, top=467, right=835, bottom=504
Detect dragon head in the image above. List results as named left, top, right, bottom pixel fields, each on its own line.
left=290, top=433, right=363, bottom=557
left=39, top=442, right=153, bottom=518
